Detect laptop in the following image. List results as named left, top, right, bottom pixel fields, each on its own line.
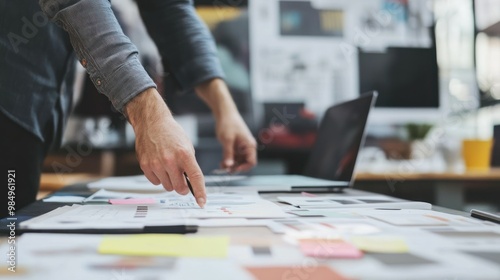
left=205, top=91, right=378, bottom=191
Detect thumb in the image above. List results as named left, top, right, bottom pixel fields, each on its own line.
left=221, top=137, right=235, bottom=168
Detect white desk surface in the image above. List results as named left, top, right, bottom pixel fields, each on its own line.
left=1, top=189, right=499, bottom=279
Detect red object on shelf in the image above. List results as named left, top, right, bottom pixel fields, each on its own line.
left=259, top=124, right=317, bottom=149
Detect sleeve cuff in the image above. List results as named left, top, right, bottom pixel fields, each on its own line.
left=104, top=56, right=157, bottom=113
left=175, top=55, right=226, bottom=92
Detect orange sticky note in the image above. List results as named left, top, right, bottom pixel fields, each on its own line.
left=246, top=265, right=350, bottom=280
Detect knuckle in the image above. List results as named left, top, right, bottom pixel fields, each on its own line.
left=249, top=139, right=257, bottom=147
left=139, top=159, right=153, bottom=170
left=236, top=145, right=246, bottom=153
left=160, top=153, right=173, bottom=164
left=189, top=171, right=204, bottom=181
left=245, top=137, right=257, bottom=148
left=177, top=147, right=192, bottom=159
left=219, top=134, right=234, bottom=143
left=150, top=159, right=163, bottom=170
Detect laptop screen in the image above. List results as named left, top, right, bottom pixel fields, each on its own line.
left=303, top=92, right=377, bottom=184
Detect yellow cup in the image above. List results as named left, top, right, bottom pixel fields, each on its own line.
left=462, top=139, right=493, bottom=171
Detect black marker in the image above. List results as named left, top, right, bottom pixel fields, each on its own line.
left=470, top=209, right=500, bottom=225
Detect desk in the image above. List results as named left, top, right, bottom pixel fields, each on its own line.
left=1, top=182, right=500, bottom=279
left=355, top=169, right=500, bottom=210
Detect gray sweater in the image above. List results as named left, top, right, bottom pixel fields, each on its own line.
left=0, top=0, right=224, bottom=143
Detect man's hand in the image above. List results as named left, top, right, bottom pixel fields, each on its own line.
left=215, top=111, right=257, bottom=172
left=125, top=88, right=206, bottom=207
left=196, top=79, right=257, bottom=172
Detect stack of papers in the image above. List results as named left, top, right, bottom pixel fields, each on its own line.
left=21, top=190, right=287, bottom=231
left=7, top=199, right=500, bottom=280
left=83, top=189, right=260, bottom=204
left=11, top=175, right=500, bottom=279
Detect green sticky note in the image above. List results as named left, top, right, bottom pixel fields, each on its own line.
left=98, top=234, right=229, bottom=258
left=350, top=236, right=409, bottom=253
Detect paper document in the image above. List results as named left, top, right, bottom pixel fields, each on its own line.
left=87, top=188, right=257, bottom=199
left=22, top=193, right=287, bottom=230
left=354, top=209, right=484, bottom=227
left=288, top=210, right=363, bottom=219
left=267, top=218, right=380, bottom=237
left=43, top=196, right=86, bottom=203
left=277, top=196, right=432, bottom=209
left=109, top=198, right=157, bottom=205
left=84, top=189, right=260, bottom=204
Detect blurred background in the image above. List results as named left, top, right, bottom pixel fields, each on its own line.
left=42, top=0, right=500, bottom=213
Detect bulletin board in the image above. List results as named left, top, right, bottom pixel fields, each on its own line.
left=250, top=0, right=434, bottom=115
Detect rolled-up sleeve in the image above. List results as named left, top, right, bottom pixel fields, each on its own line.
left=39, top=0, right=157, bottom=112
left=136, top=0, right=225, bottom=92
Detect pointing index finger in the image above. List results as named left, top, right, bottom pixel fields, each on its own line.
left=184, top=163, right=206, bottom=208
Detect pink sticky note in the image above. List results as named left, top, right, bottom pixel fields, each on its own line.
left=109, top=198, right=156, bottom=205
left=299, top=239, right=363, bottom=259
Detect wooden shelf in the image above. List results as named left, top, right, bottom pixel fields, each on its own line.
left=40, top=173, right=102, bottom=191
left=356, top=168, right=500, bottom=181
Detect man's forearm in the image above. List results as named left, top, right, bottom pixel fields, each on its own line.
left=125, top=88, right=172, bottom=128
left=195, top=79, right=240, bottom=121
left=196, top=79, right=257, bottom=171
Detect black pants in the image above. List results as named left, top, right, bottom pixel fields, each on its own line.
left=0, top=112, right=53, bottom=218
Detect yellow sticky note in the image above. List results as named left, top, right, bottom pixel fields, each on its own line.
left=350, top=236, right=409, bottom=253
left=98, top=234, right=229, bottom=258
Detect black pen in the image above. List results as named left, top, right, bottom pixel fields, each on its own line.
left=184, top=172, right=206, bottom=208
left=183, top=172, right=195, bottom=197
